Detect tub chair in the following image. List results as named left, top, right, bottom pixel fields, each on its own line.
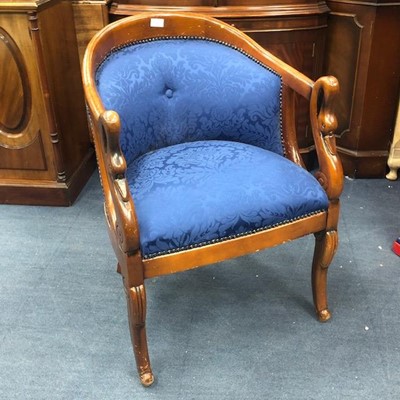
left=82, top=12, right=343, bottom=386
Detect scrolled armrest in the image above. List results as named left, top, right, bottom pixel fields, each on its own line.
left=99, top=110, right=140, bottom=254
left=310, top=76, right=344, bottom=201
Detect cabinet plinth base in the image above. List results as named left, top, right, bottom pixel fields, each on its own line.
left=0, top=150, right=96, bottom=206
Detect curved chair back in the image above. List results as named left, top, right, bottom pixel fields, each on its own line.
left=96, top=38, right=284, bottom=164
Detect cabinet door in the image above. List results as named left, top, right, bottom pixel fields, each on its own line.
left=0, top=15, right=54, bottom=179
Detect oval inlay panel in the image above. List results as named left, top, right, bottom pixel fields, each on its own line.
left=0, top=27, right=31, bottom=134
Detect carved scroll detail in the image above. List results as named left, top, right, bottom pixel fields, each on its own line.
left=310, top=76, right=343, bottom=201
left=315, top=171, right=328, bottom=191
left=99, top=110, right=140, bottom=253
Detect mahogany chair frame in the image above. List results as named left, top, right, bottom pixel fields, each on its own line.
left=82, top=12, right=343, bottom=387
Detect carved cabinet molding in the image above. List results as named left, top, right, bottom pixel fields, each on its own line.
left=0, top=0, right=95, bottom=205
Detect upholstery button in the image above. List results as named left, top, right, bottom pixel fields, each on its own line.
left=165, top=88, right=173, bottom=98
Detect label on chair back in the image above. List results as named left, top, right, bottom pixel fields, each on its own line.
left=150, top=18, right=165, bottom=28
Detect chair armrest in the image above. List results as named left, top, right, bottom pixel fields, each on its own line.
left=97, top=110, right=140, bottom=254
left=310, top=76, right=344, bottom=201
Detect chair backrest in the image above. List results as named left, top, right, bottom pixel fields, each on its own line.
left=95, top=37, right=284, bottom=165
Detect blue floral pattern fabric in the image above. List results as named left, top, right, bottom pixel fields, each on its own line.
left=126, top=141, right=328, bottom=258
left=96, top=39, right=283, bottom=164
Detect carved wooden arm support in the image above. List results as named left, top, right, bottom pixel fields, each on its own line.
left=310, top=76, right=344, bottom=201
left=98, top=110, right=140, bottom=254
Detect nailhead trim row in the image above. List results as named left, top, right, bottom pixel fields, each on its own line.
left=142, top=210, right=326, bottom=259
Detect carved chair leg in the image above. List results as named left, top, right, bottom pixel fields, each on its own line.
left=312, top=230, right=338, bottom=322
left=125, top=284, right=154, bottom=386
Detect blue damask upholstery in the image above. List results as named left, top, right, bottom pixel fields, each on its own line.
left=96, top=39, right=283, bottom=164
left=95, top=38, right=329, bottom=259
left=126, top=141, right=328, bottom=258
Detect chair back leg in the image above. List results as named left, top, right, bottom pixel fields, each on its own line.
left=312, top=230, right=338, bottom=322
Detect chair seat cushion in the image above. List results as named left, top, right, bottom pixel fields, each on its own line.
left=126, top=140, right=328, bottom=258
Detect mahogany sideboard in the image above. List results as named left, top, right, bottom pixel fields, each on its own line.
left=0, top=0, right=95, bottom=205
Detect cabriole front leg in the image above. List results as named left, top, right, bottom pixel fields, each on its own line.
left=312, top=230, right=338, bottom=322
left=125, top=284, right=154, bottom=386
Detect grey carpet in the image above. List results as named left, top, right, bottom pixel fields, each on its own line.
left=1, top=173, right=399, bottom=399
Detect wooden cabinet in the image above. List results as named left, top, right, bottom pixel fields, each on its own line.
left=108, top=0, right=330, bottom=166
left=0, top=0, right=95, bottom=205
left=324, top=0, right=400, bottom=178
left=72, top=0, right=111, bottom=64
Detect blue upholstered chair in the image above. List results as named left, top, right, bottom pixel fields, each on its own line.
left=82, top=12, right=343, bottom=387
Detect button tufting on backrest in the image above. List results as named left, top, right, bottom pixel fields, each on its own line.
left=96, top=39, right=283, bottom=164
left=165, top=88, right=173, bottom=98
